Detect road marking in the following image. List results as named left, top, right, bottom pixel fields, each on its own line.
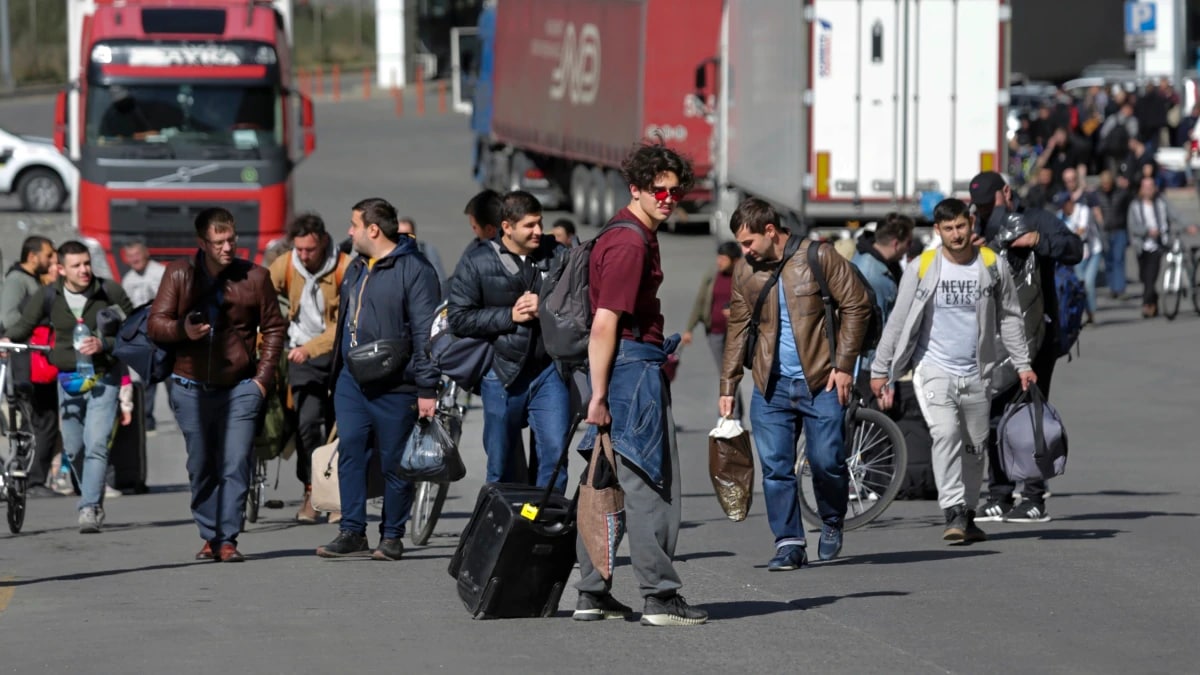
left=0, top=576, right=14, bottom=616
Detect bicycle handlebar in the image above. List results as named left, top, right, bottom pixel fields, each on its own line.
left=0, top=342, right=52, bottom=353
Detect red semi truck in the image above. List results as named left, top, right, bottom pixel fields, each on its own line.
left=470, top=0, right=722, bottom=228
left=55, top=0, right=314, bottom=278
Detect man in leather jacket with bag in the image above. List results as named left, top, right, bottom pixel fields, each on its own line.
left=315, top=198, right=440, bottom=562
left=446, top=190, right=569, bottom=492
left=720, top=197, right=872, bottom=571
left=148, top=208, right=288, bottom=562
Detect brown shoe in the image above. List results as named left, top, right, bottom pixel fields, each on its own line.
left=196, top=541, right=215, bottom=561
left=217, top=544, right=245, bottom=563
left=327, top=511, right=342, bottom=525
left=296, top=489, right=318, bottom=524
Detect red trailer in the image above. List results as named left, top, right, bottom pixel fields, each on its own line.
left=473, top=0, right=721, bottom=227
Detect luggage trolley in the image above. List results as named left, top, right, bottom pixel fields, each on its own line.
left=0, top=342, right=51, bottom=533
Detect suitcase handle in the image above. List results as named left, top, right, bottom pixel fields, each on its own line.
left=521, top=388, right=585, bottom=523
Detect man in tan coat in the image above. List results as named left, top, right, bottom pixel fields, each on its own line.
left=269, top=213, right=350, bottom=523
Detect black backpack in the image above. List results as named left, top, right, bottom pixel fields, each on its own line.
left=113, top=302, right=174, bottom=385
left=806, top=241, right=883, bottom=356
left=538, top=220, right=648, bottom=367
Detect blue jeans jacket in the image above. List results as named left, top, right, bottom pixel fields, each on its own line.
left=578, top=335, right=680, bottom=486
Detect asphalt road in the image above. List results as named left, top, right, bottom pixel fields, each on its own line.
left=0, top=97, right=1198, bottom=673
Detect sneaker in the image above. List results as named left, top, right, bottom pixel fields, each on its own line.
left=767, top=544, right=807, bottom=571
left=78, top=506, right=102, bottom=534
left=943, top=505, right=967, bottom=542
left=974, top=498, right=1012, bottom=523
left=51, top=473, right=74, bottom=496
left=372, top=538, right=404, bottom=561
left=105, top=485, right=122, bottom=499
left=818, top=525, right=843, bottom=561
left=964, top=510, right=987, bottom=542
left=640, top=594, right=707, bottom=627
left=316, top=531, right=370, bottom=558
left=573, top=592, right=634, bottom=621
left=1003, top=501, right=1050, bottom=523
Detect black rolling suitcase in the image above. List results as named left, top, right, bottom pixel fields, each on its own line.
left=109, top=381, right=149, bottom=494
left=448, top=411, right=580, bottom=620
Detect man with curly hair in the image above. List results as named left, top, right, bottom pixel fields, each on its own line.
left=572, top=143, right=708, bottom=627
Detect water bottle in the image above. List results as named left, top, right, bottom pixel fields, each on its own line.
left=73, top=319, right=95, bottom=378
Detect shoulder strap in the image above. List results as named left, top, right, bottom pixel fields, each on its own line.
left=917, top=248, right=939, bottom=279
left=806, top=241, right=838, bottom=362
left=602, top=220, right=651, bottom=245
left=334, top=253, right=346, bottom=288
left=751, top=234, right=802, bottom=331
left=487, top=239, right=521, bottom=276
left=284, top=251, right=294, bottom=293
left=42, top=285, right=55, bottom=322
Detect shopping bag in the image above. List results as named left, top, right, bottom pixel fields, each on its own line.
left=577, top=431, right=625, bottom=580
left=395, top=415, right=467, bottom=482
left=708, top=417, right=755, bottom=521
left=310, top=427, right=341, bottom=513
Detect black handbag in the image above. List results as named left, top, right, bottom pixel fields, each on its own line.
left=345, top=338, right=412, bottom=388
left=742, top=235, right=801, bottom=370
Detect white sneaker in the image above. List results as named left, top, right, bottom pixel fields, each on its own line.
left=78, top=507, right=102, bottom=534
left=105, top=485, right=122, bottom=499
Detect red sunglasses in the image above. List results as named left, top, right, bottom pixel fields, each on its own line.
left=651, top=186, right=687, bottom=202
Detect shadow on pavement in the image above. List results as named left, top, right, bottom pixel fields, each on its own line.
left=841, top=548, right=999, bottom=566
left=705, top=590, right=910, bottom=620
left=4, top=518, right=195, bottom=537
left=250, top=548, right=325, bottom=561
left=146, top=484, right=191, bottom=494
left=986, top=528, right=1122, bottom=541
left=0, top=560, right=205, bottom=586
left=675, top=550, right=736, bottom=563
left=1055, top=511, right=1198, bottom=521
left=1053, top=490, right=1177, bottom=498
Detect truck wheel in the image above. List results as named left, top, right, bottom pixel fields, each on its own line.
left=18, top=168, right=66, bottom=213
left=602, top=169, right=625, bottom=221
left=585, top=167, right=606, bottom=226
left=570, top=165, right=590, bottom=218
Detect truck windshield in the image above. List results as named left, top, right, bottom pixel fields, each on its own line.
left=85, top=84, right=282, bottom=156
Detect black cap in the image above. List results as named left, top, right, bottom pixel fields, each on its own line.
left=968, top=171, right=1007, bottom=206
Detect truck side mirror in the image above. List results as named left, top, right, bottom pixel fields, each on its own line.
left=54, top=90, right=69, bottom=154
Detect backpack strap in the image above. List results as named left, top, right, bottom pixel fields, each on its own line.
left=806, top=241, right=838, bottom=365
left=750, top=234, right=802, bottom=339
left=284, top=251, right=294, bottom=294
left=917, top=248, right=939, bottom=279
left=41, top=285, right=55, bottom=324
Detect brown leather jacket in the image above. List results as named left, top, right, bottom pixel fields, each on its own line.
left=147, top=252, right=288, bottom=390
left=721, top=238, right=871, bottom=397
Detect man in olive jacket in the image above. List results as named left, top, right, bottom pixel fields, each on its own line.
left=5, top=240, right=133, bottom=533
left=720, top=198, right=871, bottom=570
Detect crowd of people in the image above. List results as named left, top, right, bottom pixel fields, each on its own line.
left=0, top=133, right=1171, bottom=626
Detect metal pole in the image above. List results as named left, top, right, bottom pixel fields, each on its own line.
left=29, top=0, right=36, bottom=76
left=0, top=0, right=13, bottom=90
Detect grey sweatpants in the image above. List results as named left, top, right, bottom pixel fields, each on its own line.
left=912, top=361, right=990, bottom=511
left=576, top=401, right=682, bottom=600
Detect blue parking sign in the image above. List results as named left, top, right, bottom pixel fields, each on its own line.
left=1125, top=1, right=1156, bottom=35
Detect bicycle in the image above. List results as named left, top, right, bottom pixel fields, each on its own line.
left=0, top=342, right=51, bottom=534
left=794, top=390, right=908, bottom=531
left=409, top=378, right=467, bottom=546
left=1160, top=238, right=1196, bottom=321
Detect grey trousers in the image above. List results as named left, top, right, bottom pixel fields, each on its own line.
left=912, top=361, right=990, bottom=511
left=576, top=400, right=682, bottom=600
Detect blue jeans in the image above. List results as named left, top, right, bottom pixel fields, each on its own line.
left=58, top=373, right=120, bottom=511
left=1106, top=230, right=1128, bottom=295
left=333, top=370, right=418, bottom=540
left=1076, top=253, right=1100, bottom=314
left=480, top=362, right=570, bottom=493
left=749, top=376, right=847, bottom=547
left=169, top=377, right=264, bottom=545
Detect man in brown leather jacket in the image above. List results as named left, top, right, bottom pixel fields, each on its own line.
left=148, top=207, right=287, bottom=562
left=719, top=198, right=871, bottom=571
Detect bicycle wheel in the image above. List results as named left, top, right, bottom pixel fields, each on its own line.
left=797, top=407, right=907, bottom=531
left=6, top=480, right=26, bottom=533
left=247, top=468, right=263, bottom=525
left=7, top=396, right=36, bottom=475
left=410, top=480, right=448, bottom=546
left=1162, top=256, right=1182, bottom=320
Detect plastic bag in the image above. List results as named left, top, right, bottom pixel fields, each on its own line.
left=708, top=418, right=754, bottom=521
left=396, top=415, right=467, bottom=482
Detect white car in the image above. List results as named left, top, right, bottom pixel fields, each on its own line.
left=0, top=127, right=77, bottom=212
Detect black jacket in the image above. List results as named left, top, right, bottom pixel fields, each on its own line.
left=983, top=199, right=1084, bottom=347
left=7, top=277, right=133, bottom=376
left=330, top=237, right=441, bottom=398
left=446, top=236, right=564, bottom=387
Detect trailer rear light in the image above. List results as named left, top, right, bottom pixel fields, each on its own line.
left=524, top=167, right=545, bottom=180
left=815, top=152, right=831, bottom=198
left=980, top=152, right=997, bottom=172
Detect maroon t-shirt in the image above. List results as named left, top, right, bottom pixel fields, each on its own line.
left=709, top=271, right=733, bottom=335
left=589, top=208, right=665, bottom=345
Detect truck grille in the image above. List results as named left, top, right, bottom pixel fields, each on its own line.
left=108, top=201, right=261, bottom=267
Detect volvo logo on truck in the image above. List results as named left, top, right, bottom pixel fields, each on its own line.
left=547, top=21, right=601, bottom=105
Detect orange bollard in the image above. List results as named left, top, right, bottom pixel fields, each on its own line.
left=314, top=65, right=324, bottom=97
left=363, top=67, right=372, bottom=100
left=415, top=65, right=425, bottom=116
left=393, top=87, right=404, bottom=118
left=332, top=64, right=341, bottom=102
left=438, top=80, right=447, bottom=114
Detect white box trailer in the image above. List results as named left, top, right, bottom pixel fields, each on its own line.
left=709, top=0, right=1010, bottom=238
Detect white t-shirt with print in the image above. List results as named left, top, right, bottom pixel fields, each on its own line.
left=914, top=254, right=983, bottom=377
